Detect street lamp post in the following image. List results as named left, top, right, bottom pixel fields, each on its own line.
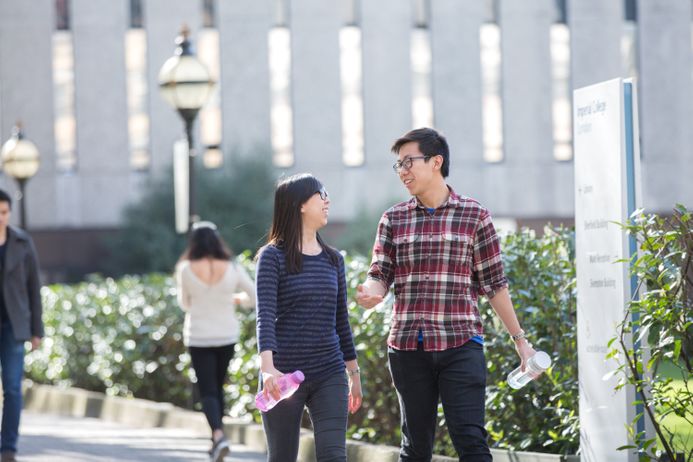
left=158, top=25, right=215, bottom=230
left=1, top=122, right=41, bottom=229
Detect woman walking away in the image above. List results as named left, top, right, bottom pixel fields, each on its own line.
left=176, top=221, right=256, bottom=462
left=256, top=173, right=362, bottom=462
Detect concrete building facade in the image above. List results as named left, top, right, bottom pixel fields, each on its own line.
left=0, top=0, right=691, bottom=276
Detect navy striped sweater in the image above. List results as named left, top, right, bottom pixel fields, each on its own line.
left=256, top=245, right=357, bottom=382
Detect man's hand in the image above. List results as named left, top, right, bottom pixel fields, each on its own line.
left=30, top=336, right=41, bottom=351
left=514, top=338, right=536, bottom=372
left=356, top=284, right=384, bottom=309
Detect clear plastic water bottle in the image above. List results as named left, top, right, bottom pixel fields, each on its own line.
left=255, top=370, right=305, bottom=412
left=507, top=351, right=552, bottom=389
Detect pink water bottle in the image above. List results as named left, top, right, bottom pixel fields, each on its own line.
left=255, top=370, right=305, bottom=412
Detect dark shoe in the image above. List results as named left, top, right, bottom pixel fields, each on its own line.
left=210, top=437, right=230, bottom=462
left=0, top=451, right=16, bottom=462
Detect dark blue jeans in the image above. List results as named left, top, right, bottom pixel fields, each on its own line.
left=262, top=372, right=348, bottom=462
left=0, top=322, right=25, bottom=454
left=388, top=341, right=492, bottom=462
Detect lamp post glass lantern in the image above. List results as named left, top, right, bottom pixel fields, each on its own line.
left=1, top=123, right=40, bottom=229
left=158, top=25, right=215, bottom=231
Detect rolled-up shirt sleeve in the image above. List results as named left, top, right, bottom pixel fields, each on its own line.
left=472, top=209, right=508, bottom=299
left=367, top=212, right=395, bottom=290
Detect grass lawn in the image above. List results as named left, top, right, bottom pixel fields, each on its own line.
left=656, top=361, right=692, bottom=456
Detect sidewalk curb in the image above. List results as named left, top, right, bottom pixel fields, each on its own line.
left=23, top=382, right=578, bottom=462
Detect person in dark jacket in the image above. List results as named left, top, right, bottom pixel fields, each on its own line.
left=0, top=189, right=43, bottom=462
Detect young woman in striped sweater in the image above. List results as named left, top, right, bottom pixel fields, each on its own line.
left=255, top=173, right=362, bottom=462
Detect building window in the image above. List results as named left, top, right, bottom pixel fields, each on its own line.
left=125, top=29, right=150, bottom=170
left=482, top=0, right=498, bottom=23
left=55, top=0, right=70, bottom=31
left=202, top=0, right=216, bottom=28
left=554, top=0, right=567, bottom=24
left=411, top=26, right=434, bottom=129
left=198, top=27, right=223, bottom=169
left=202, top=146, right=223, bottom=169
left=340, top=25, right=364, bottom=167
left=268, top=26, right=294, bottom=168
left=621, top=15, right=638, bottom=80
left=480, top=23, right=503, bottom=163
left=411, top=0, right=433, bottom=129
left=129, top=0, right=143, bottom=29
left=550, top=23, right=572, bottom=161
left=624, top=0, right=637, bottom=22
left=53, top=30, right=77, bottom=172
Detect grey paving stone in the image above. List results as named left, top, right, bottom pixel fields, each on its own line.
left=16, top=411, right=265, bottom=462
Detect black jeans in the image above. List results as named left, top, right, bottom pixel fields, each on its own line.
left=189, top=343, right=236, bottom=432
left=262, top=372, right=349, bottom=462
left=388, top=341, right=492, bottom=462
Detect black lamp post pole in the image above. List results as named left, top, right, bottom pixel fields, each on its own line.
left=159, top=26, right=213, bottom=233
left=17, top=178, right=27, bottom=229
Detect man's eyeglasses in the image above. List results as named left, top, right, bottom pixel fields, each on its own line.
left=316, top=187, right=329, bottom=201
left=392, top=156, right=429, bottom=173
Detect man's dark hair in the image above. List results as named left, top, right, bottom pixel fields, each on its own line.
left=0, top=189, right=12, bottom=208
left=391, top=127, right=450, bottom=178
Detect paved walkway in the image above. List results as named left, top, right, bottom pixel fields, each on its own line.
left=16, top=411, right=266, bottom=461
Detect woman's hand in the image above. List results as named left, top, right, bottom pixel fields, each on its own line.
left=261, top=367, right=284, bottom=401
left=348, top=373, right=363, bottom=414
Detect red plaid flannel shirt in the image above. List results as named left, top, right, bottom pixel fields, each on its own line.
left=367, top=187, right=508, bottom=351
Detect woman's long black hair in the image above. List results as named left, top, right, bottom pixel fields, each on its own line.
left=179, top=222, right=233, bottom=262
left=259, top=173, right=339, bottom=273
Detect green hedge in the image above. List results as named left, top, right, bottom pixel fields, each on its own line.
left=26, top=229, right=579, bottom=456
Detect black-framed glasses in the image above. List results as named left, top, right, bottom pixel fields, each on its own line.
left=392, top=156, right=429, bottom=173
left=316, top=187, right=329, bottom=201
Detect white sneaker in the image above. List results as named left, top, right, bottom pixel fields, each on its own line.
left=210, top=437, right=230, bottom=462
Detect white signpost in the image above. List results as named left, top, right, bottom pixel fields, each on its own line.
left=573, top=78, right=641, bottom=462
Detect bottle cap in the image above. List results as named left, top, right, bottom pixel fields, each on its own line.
left=533, top=351, right=552, bottom=370
left=292, top=370, right=305, bottom=383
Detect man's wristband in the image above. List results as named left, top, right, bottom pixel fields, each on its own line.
left=510, top=330, right=526, bottom=341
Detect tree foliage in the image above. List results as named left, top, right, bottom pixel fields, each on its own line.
left=27, top=228, right=581, bottom=456
left=609, top=205, right=693, bottom=461
left=104, top=157, right=276, bottom=276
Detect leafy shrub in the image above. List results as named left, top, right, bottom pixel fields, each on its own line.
left=26, top=273, right=192, bottom=406
left=26, top=229, right=580, bottom=456
left=609, top=205, right=693, bottom=461
left=481, top=228, right=578, bottom=455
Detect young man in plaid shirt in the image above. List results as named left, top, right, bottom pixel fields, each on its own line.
left=357, top=128, right=535, bottom=461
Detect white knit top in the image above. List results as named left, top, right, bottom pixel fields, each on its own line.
left=175, top=260, right=256, bottom=347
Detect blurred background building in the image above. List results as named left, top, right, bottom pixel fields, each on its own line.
left=0, top=0, right=691, bottom=280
